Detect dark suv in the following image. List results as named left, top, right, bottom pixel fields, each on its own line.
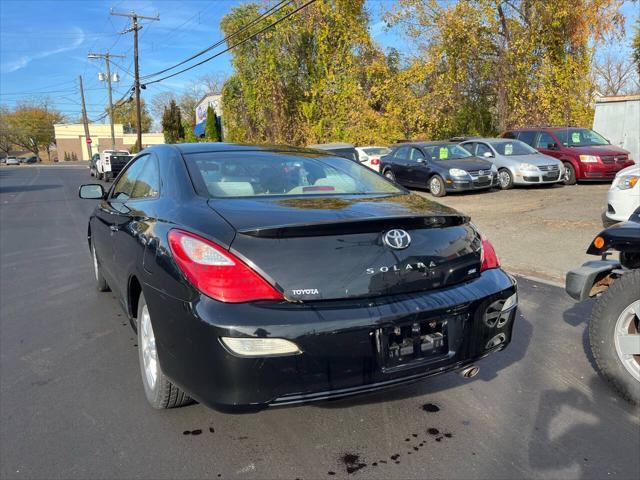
left=503, top=127, right=634, bottom=184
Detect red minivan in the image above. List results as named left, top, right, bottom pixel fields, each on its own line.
left=503, top=127, right=634, bottom=184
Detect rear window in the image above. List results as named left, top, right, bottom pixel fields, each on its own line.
left=184, top=151, right=404, bottom=198
left=326, top=148, right=358, bottom=162
left=363, top=147, right=391, bottom=156
left=516, top=131, right=536, bottom=146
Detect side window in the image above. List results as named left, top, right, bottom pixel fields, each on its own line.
left=536, top=132, right=556, bottom=149
left=517, top=131, right=536, bottom=146
left=476, top=143, right=492, bottom=157
left=110, top=155, right=149, bottom=202
left=461, top=142, right=476, bottom=155
left=394, top=146, right=409, bottom=160
left=409, top=148, right=425, bottom=162
left=503, top=131, right=517, bottom=139
left=131, top=156, right=160, bottom=199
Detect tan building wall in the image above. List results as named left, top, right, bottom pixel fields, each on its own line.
left=54, top=123, right=165, bottom=160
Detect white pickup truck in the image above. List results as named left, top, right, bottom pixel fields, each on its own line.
left=96, top=150, right=131, bottom=181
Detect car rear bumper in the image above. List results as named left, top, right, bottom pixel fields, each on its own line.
left=145, top=268, right=517, bottom=411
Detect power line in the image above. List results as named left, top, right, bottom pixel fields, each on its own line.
left=143, top=0, right=317, bottom=87
left=141, top=0, right=293, bottom=81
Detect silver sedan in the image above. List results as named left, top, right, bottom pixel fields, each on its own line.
left=460, top=138, right=566, bottom=189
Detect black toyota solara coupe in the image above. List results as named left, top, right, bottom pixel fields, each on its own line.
left=79, top=143, right=518, bottom=411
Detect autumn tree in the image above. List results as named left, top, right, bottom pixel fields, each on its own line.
left=221, top=0, right=389, bottom=145
left=2, top=101, right=64, bottom=160
left=632, top=19, right=640, bottom=75
left=162, top=100, right=184, bottom=144
left=387, top=0, right=625, bottom=134
left=111, top=98, right=152, bottom=133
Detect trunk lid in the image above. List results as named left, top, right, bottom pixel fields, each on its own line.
left=207, top=194, right=482, bottom=301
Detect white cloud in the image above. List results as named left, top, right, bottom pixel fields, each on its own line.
left=1, top=27, right=86, bottom=74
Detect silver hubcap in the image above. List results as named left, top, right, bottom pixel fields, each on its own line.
left=614, top=299, right=640, bottom=382
left=564, top=167, right=571, bottom=181
left=385, top=172, right=393, bottom=180
left=499, top=171, right=510, bottom=188
left=92, top=245, right=99, bottom=281
left=430, top=178, right=441, bottom=194
left=140, top=305, right=158, bottom=389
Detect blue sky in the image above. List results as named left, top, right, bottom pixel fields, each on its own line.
left=0, top=0, right=637, bottom=124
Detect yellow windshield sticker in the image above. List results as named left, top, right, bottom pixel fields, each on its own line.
left=439, top=147, right=448, bottom=159
left=504, top=144, right=513, bottom=155
left=571, top=132, right=580, bottom=143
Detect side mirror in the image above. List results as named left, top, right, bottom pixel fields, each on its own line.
left=547, top=142, right=559, bottom=150
left=79, top=184, right=105, bottom=199
left=483, top=151, right=493, bottom=158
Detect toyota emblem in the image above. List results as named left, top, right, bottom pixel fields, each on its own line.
left=383, top=229, right=411, bottom=250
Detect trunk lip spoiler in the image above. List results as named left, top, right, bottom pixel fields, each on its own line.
left=238, top=214, right=471, bottom=238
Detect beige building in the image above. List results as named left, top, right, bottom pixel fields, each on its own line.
left=54, top=123, right=165, bottom=160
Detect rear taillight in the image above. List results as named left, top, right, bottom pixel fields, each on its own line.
left=168, top=229, right=283, bottom=303
left=371, top=158, right=380, bottom=165
left=480, top=238, right=500, bottom=271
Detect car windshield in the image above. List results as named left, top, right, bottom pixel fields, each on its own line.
left=423, top=144, right=472, bottom=161
left=184, top=151, right=404, bottom=198
left=555, top=128, right=609, bottom=147
left=490, top=140, right=538, bottom=156
left=363, top=147, right=391, bottom=156
left=326, top=148, right=358, bottom=162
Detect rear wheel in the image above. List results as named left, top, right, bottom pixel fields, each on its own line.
left=137, top=294, right=192, bottom=409
left=498, top=168, right=514, bottom=190
left=383, top=169, right=395, bottom=182
left=590, top=270, right=640, bottom=404
left=91, top=241, right=110, bottom=292
left=563, top=162, right=577, bottom=185
left=429, top=175, right=446, bottom=197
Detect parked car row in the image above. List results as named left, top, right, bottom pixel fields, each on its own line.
left=2, top=155, right=41, bottom=165
left=327, top=127, right=635, bottom=198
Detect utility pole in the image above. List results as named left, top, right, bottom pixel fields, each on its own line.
left=78, top=75, right=92, bottom=159
left=88, top=51, right=126, bottom=150
left=111, top=10, right=159, bottom=150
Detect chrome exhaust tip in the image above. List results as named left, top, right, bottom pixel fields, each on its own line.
left=459, top=365, right=480, bottom=378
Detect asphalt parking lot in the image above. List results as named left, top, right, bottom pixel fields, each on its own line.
left=1, top=165, right=638, bottom=480
left=414, top=182, right=611, bottom=284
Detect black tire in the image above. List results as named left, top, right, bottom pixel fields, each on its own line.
left=563, top=162, right=577, bottom=185
left=589, top=270, right=640, bottom=405
left=97, top=171, right=103, bottom=181
left=91, top=241, right=110, bottom=292
left=428, top=175, right=446, bottom=197
left=137, top=293, right=192, bottom=409
left=498, top=168, right=514, bottom=190
left=383, top=169, right=396, bottom=182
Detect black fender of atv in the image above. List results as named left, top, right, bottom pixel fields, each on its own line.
left=565, top=260, right=621, bottom=302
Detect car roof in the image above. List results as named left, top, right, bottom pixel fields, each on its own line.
left=150, top=142, right=334, bottom=156
left=507, top=126, right=580, bottom=132
left=307, top=142, right=355, bottom=149
left=462, top=138, right=514, bottom=143
left=394, top=141, right=458, bottom=147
